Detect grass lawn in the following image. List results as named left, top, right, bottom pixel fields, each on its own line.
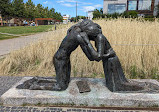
left=0, top=34, right=19, bottom=40
left=0, top=25, right=54, bottom=35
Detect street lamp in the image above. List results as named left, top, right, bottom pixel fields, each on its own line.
left=76, top=1, right=77, bottom=22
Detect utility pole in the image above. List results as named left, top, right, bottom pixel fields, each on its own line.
left=76, top=1, right=77, bottom=22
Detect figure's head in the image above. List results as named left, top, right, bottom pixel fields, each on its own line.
left=79, top=19, right=102, bottom=38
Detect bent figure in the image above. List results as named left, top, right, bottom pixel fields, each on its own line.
left=53, top=19, right=159, bottom=92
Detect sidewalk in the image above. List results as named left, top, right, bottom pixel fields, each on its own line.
left=0, top=31, right=52, bottom=56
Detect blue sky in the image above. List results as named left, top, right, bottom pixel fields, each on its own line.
left=23, top=0, right=103, bottom=17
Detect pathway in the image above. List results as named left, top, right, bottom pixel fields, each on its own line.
left=0, top=31, right=52, bottom=56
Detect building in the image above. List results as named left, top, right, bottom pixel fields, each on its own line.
left=35, top=18, right=61, bottom=25
left=103, top=0, right=159, bottom=16
left=63, top=15, right=71, bottom=24
left=88, top=11, right=94, bottom=20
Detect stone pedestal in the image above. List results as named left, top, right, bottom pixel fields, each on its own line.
left=1, top=77, right=159, bottom=107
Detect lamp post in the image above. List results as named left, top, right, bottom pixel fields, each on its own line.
left=76, top=1, right=77, bottom=22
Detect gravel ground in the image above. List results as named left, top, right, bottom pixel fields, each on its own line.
left=0, top=76, right=22, bottom=96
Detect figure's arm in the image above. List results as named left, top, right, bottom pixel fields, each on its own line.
left=77, top=32, right=101, bottom=61
left=95, top=34, right=105, bottom=59
left=95, top=34, right=115, bottom=59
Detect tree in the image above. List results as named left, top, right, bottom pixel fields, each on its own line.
left=25, top=0, right=35, bottom=19
left=12, top=0, right=25, bottom=17
left=93, top=8, right=103, bottom=18
left=0, top=0, right=12, bottom=16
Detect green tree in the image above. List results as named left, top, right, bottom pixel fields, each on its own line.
left=49, top=8, right=55, bottom=18
left=35, top=4, right=44, bottom=18
left=0, top=0, right=12, bottom=16
left=12, top=0, right=25, bottom=17
left=25, top=0, right=35, bottom=19
left=93, top=8, right=103, bottom=18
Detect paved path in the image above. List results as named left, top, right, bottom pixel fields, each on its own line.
left=0, top=31, right=53, bottom=56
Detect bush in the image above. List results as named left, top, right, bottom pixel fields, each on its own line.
left=122, top=11, right=138, bottom=18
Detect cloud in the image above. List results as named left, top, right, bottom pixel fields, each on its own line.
left=56, top=0, right=92, bottom=7
left=43, top=1, right=48, bottom=4
left=57, top=0, right=76, bottom=3
left=61, top=3, right=75, bottom=7
left=82, top=4, right=102, bottom=12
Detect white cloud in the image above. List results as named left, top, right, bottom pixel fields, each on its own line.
left=61, top=3, right=75, bottom=7
left=57, top=0, right=76, bottom=3
left=94, top=4, right=102, bottom=8
left=56, top=0, right=92, bottom=7
left=43, top=1, right=48, bottom=4
left=82, top=4, right=102, bottom=12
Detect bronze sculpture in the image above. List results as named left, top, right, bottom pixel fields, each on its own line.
left=17, top=19, right=159, bottom=92
left=53, top=19, right=159, bottom=92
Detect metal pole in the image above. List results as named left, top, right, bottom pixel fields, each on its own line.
left=76, top=1, right=77, bottom=22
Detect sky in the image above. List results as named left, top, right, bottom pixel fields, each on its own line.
left=23, top=0, right=103, bottom=17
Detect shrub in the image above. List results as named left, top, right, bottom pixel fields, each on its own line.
left=122, top=11, right=138, bottom=18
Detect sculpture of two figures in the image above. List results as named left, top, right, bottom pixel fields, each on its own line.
left=17, top=19, right=159, bottom=93
left=53, top=19, right=159, bottom=93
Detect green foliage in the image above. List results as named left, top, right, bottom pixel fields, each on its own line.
left=0, top=34, right=19, bottom=40
left=129, top=65, right=159, bottom=80
left=71, top=16, right=86, bottom=22
left=93, top=8, right=104, bottom=18
left=0, top=0, right=63, bottom=21
left=105, top=13, right=122, bottom=19
left=122, top=11, right=138, bottom=18
left=0, top=25, right=54, bottom=34
left=0, top=0, right=12, bottom=16
left=12, top=0, right=25, bottom=17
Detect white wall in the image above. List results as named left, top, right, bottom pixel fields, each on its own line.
left=88, top=11, right=93, bottom=20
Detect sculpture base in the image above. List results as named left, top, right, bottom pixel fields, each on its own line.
left=1, top=77, right=159, bottom=107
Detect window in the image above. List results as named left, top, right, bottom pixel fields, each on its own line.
left=108, top=4, right=126, bottom=14
left=138, top=0, right=151, bottom=10
left=128, top=0, right=137, bottom=10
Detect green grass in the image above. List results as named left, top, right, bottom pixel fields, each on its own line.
left=0, top=25, right=54, bottom=35
left=0, top=34, right=19, bottom=40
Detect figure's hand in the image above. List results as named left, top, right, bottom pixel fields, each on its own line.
left=102, top=48, right=115, bottom=59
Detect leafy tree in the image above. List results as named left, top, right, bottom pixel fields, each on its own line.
left=93, top=8, right=103, bottom=18
left=35, top=4, right=44, bottom=18
left=25, top=0, right=35, bottom=19
left=93, top=9, right=101, bottom=18
left=12, top=0, right=25, bottom=17
left=0, top=0, right=12, bottom=16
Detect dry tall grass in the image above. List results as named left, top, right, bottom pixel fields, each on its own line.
left=0, top=18, right=159, bottom=79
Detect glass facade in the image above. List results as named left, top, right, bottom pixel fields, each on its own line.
left=128, top=0, right=137, bottom=10
left=108, top=4, right=126, bottom=14
left=138, top=0, right=151, bottom=10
